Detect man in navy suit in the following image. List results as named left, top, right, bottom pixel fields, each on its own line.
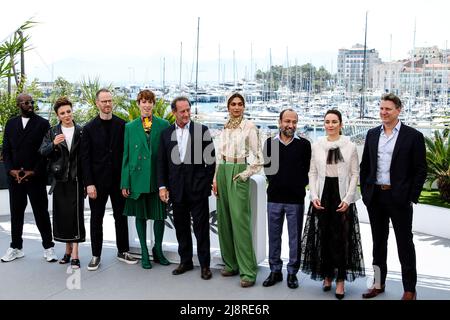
left=158, top=96, right=215, bottom=280
left=360, top=93, right=427, bottom=300
left=1, top=93, right=56, bottom=263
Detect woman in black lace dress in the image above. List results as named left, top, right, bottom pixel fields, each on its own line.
left=300, top=109, right=365, bottom=299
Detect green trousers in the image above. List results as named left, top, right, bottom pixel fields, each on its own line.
left=217, top=163, right=257, bottom=282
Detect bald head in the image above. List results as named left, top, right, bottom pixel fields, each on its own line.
left=16, top=93, right=35, bottom=118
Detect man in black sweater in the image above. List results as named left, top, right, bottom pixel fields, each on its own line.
left=262, top=109, right=311, bottom=289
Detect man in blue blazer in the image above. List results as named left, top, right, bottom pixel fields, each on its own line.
left=360, top=93, right=427, bottom=300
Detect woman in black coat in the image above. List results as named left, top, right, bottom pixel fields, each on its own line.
left=39, top=97, right=85, bottom=269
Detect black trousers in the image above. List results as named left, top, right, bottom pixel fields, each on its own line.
left=9, top=177, right=54, bottom=250
left=172, top=195, right=211, bottom=268
left=367, top=188, right=416, bottom=292
left=89, top=184, right=128, bottom=256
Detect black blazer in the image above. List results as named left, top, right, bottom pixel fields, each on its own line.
left=157, top=122, right=216, bottom=203
left=360, top=123, right=427, bottom=206
left=80, top=115, right=125, bottom=188
left=2, top=113, right=50, bottom=180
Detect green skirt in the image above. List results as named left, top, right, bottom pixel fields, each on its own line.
left=123, top=192, right=167, bottom=220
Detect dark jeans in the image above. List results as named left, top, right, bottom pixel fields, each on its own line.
left=367, top=188, right=416, bottom=292
left=267, top=202, right=304, bottom=275
left=89, top=185, right=129, bottom=256
left=9, top=178, right=54, bottom=250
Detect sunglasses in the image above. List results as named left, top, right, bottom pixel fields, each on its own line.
left=19, top=100, right=35, bottom=107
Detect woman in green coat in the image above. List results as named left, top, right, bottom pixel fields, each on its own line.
left=121, top=90, right=170, bottom=269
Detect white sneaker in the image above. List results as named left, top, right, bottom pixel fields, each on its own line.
left=1, top=248, right=25, bottom=262
left=43, top=247, right=58, bottom=262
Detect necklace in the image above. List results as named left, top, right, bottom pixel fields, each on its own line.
left=224, top=115, right=243, bottom=129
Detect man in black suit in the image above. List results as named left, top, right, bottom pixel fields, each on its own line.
left=360, top=93, right=427, bottom=300
left=1, top=93, right=57, bottom=263
left=81, top=88, right=137, bottom=271
left=158, top=96, right=215, bottom=280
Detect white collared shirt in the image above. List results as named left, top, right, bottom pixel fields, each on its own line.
left=175, top=121, right=190, bottom=162
left=376, top=120, right=402, bottom=185
left=273, top=133, right=300, bottom=146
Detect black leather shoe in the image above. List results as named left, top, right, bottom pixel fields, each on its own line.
left=172, top=263, right=194, bottom=275
left=201, top=267, right=212, bottom=280
left=287, top=274, right=298, bottom=289
left=262, top=272, right=283, bottom=287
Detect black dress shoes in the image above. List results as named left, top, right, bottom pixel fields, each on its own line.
left=172, top=263, right=194, bottom=275
left=201, top=267, right=212, bottom=280
left=262, top=272, right=283, bottom=287
left=287, top=274, right=298, bottom=289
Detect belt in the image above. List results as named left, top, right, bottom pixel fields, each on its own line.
left=222, top=156, right=246, bottom=163
left=376, top=184, right=392, bottom=190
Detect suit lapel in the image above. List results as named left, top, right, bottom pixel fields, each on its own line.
left=134, top=118, right=150, bottom=153
left=109, top=116, right=118, bottom=149
left=391, top=123, right=406, bottom=163
left=167, top=125, right=182, bottom=163
left=186, top=122, right=196, bottom=164
left=70, top=125, right=82, bottom=153
left=56, top=124, right=69, bottom=151
left=16, top=115, right=34, bottom=148
left=370, top=126, right=381, bottom=165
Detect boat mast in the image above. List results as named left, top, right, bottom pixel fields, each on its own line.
left=410, top=18, right=416, bottom=120
left=360, top=11, right=368, bottom=119
left=179, top=42, right=182, bottom=92
left=195, top=17, right=200, bottom=114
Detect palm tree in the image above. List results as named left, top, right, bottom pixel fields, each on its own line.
left=0, top=20, right=36, bottom=94
left=115, top=98, right=175, bottom=125
left=424, top=129, right=450, bottom=202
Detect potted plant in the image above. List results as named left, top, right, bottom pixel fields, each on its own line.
left=424, top=129, right=450, bottom=203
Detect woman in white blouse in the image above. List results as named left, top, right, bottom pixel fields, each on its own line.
left=212, top=92, right=263, bottom=288
left=300, top=109, right=365, bottom=299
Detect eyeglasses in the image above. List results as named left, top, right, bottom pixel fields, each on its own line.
left=230, top=102, right=244, bottom=107
left=19, top=100, right=35, bottom=107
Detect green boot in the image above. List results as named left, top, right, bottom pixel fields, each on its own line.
left=152, top=220, right=170, bottom=265
left=136, top=218, right=152, bottom=269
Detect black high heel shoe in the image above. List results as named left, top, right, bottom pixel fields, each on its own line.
left=59, top=253, right=71, bottom=264
left=322, top=278, right=332, bottom=292
left=335, top=292, right=345, bottom=300
left=152, top=247, right=170, bottom=265
left=335, top=281, right=345, bottom=300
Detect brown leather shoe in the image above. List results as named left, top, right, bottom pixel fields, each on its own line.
left=240, top=279, right=255, bottom=288
left=362, top=285, right=385, bottom=298
left=401, top=291, right=417, bottom=300
left=221, top=269, right=239, bottom=277
left=201, top=267, right=212, bottom=280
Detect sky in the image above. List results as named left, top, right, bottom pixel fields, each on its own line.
left=2, top=0, right=450, bottom=86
